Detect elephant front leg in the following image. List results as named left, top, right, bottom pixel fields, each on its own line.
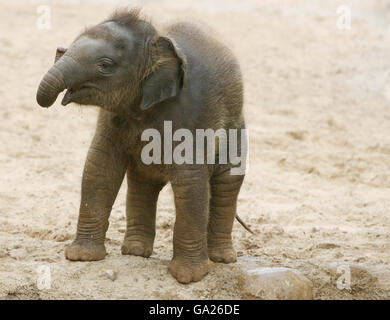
left=65, top=141, right=128, bottom=261
left=121, top=174, right=165, bottom=257
left=169, top=169, right=210, bottom=283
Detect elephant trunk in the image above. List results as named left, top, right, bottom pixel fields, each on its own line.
left=36, top=56, right=76, bottom=108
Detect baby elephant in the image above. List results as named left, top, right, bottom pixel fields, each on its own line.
left=36, top=9, right=246, bottom=283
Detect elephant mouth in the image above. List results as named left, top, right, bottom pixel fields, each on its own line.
left=61, top=84, right=99, bottom=106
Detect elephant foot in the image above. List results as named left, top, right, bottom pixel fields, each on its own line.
left=169, top=257, right=210, bottom=284
left=208, top=241, right=237, bottom=263
left=121, top=238, right=153, bottom=258
left=65, top=239, right=106, bottom=261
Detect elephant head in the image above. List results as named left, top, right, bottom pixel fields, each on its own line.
left=36, top=9, right=186, bottom=114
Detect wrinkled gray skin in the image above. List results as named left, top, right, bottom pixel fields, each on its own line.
left=36, top=10, right=245, bottom=283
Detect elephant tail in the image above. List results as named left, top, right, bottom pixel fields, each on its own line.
left=235, top=215, right=255, bottom=235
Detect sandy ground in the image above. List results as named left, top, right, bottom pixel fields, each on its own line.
left=0, top=0, right=389, bottom=299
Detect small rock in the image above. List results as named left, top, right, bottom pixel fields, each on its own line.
left=238, top=266, right=313, bottom=300
left=98, top=269, right=117, bottom=281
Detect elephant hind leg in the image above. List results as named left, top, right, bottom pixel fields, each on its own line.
left=208, top=168, right=244, bottom=263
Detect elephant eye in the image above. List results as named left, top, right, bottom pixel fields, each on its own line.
left=97, top=59, right=114, bottom=74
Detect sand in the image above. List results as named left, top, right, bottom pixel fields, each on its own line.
left=0, top=0, right=389, bottom=299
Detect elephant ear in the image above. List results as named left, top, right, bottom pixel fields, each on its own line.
left=140, top=36, right=186, bottom=111
left=54, top=46, right=67, bottom=63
